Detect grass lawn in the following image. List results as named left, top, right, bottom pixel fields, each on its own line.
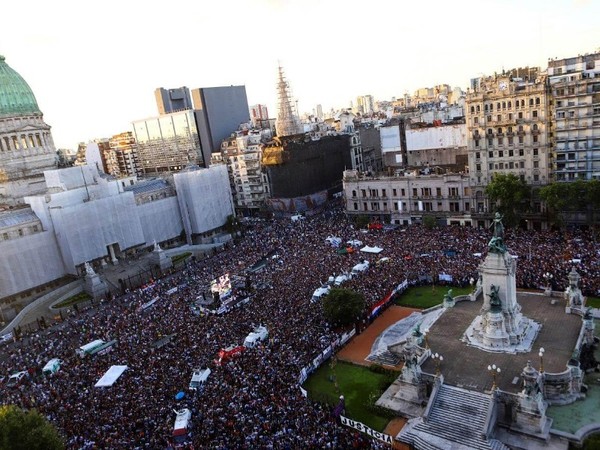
left=303, top=361, right=396, bottom=431
left=586, top=297, right=600, bottom=308
left=53, top=292, right=92, bottom=309
left=394, top=285, right=473, bottom=309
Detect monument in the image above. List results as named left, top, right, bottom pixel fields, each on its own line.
left=564, top=267, right=585, bottom=314
left=150, top=240, right=173, bottom=271
left=463, top=213, right=541, bottom=352
left=83, top=262, right=108, bottom=299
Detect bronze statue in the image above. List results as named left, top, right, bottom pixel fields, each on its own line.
left=488, top=284, right=502, bottom=312
left=488, top=212, right=507, bottom=254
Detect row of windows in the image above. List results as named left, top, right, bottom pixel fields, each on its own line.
left=472, top=110, right=539, bottom=123
left=475, top=148, right=539, bottom=159
left=352, top=201, right=469, bottom=213
left=351, top=187, right=463, bottom=198
left=1, top=225, right=39, bottom=241
left=0, top=133, right=45, bottom=152
left=474, top=135, right=538, bottom=147
left=470, top=97, right=542, bottom=114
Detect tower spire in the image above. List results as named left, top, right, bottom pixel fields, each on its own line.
left=275, top=64, right=302, bottom=137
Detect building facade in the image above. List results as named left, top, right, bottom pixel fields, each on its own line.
left=465, top=70, right=551, bottom=215
left=548, top=52, right=600, bottom=181
left=212, top=131, right=270, bottom=214
left=107, top=131, right=140, bottom=178
left=132, top=110, right=204, bottom=175
left=155, top=87, right=193, bottom=115
left=343, top=169, right=472, bottom=226
left=191, top=85, right=250, bottom=164
left=0, top=55, right=58, bottom=205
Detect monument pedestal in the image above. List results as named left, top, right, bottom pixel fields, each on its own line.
left=463, top=251, right=540, bottom=353
left=84, top=273, right=108, bottom=299
left=150, top=243, right=172, bottom=271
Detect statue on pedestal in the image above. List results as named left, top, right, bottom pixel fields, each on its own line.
left=488, top=212, right=507, bottom=254
left=153, top=240, right=162, bottom=252
left=84, top=262, right=95, bottom=276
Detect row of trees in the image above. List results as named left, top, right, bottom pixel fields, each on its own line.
left=485, top=174, right=600, bottom=230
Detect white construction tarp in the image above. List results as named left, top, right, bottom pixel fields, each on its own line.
left=360, top=246, right=383, bottom=254
left=95, top=365, right=128, bottom=388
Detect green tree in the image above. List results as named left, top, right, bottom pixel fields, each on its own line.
left=354, top=215, right=370, bottom=229
left=422, top=215, right=437, bottom=230
left=322, top=288, right=365, bottom=327
left=540, top=180, right=600, bottom=230
left=485, top=173, right=531, bottom=227
left=0, top=405, right=64, bottom=450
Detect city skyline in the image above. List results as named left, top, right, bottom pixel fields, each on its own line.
left=0, top=0, right=598, bottom=150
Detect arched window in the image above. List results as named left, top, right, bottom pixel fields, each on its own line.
left=507, top=101, right=512, bottom=108
left=532, top=124, right=538, bottom=131
left=471, top=106, right=475, bottom=113
left=502, top=102, right=506, bottom=109
left=497, top=128, right=503, bottom=134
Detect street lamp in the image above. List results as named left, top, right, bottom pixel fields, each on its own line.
left=487, top=364, right=501, bottom=390
left=539, top=347, right=545, bottom=373
left=433, top=352, right=444, bottom=375
left=423, top=328, right=430, bottom=350
left=543, top=272, right=553, bottom=296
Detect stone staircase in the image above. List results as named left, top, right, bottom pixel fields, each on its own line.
left=398, top=384, right=509, bottom=450
left=365, top=349, right=402, bottom=366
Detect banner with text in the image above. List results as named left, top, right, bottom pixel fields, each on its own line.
left=340, top=416, right=393, bottom=444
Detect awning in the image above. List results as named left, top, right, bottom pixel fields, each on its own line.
left=95, top=365, right=128, bottom=388
left=360, top=246, right=383, bottom=254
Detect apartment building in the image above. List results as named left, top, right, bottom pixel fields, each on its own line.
left=343, top=169, right=472, bottom=226
left=465, top=69, right=551, bottom=214
left=547, top=51, right=600, bottom=181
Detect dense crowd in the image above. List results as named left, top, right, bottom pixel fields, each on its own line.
left=1, top=205, right=600, bottom=449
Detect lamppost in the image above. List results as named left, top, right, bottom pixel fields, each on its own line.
left=433, top=352, right=443, bottom=375
left=539, top=347, right=545, bottom=373
left=488, top=364, right=501, bottom=390
left=543, top=272, right=553, bottom=296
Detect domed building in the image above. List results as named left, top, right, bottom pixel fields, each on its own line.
left=0, top=55, right=57, bottom=205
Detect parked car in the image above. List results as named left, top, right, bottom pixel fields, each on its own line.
left=6, top=371, right=29, bottom=388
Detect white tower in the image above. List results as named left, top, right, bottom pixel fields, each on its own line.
left=275, top=65, right=302, bottom=137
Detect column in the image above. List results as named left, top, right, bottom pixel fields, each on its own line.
left=109, top=244, right=119, bottom=265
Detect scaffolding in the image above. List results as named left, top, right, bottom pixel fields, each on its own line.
left=275, top=65, right=302, bottom=138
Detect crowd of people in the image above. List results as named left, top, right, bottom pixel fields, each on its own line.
left=1, top=205, right=600, bottom=449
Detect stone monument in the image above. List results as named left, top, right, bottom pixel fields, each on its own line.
left=463, top=213, right=540, bottom=352
left=565, top=267, right=585, bottom=314
left=443, top=289, right=455, bottom=308
left=514, top=361, right=552, bottom=437
left=150, top=240, right=173, bottom=271
left=83, top=262, right=108, bottom=299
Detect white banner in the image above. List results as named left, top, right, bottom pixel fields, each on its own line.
left=340, top=416, right=393, bottom=444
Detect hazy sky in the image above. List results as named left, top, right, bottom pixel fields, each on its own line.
left=1, top=0, right=598, bottom=150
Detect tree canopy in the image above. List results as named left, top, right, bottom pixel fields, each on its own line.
left=322, top=288, right=365, bottom=327
left=485, top=173, right=531, bottom=228
left=539, top=179, right=600, bottom=228
left=0, top=405, right=64, bottom=450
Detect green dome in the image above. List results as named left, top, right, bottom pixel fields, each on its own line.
left=0, top=55, right=41, bottom=117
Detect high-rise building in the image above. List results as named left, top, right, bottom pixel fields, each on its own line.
left=191, top=86, right=250, bottom=164
left=250, top=104, right=269, bottom=128
left=316, top=104, right=323, bottom=120
left=0, top=55, right=57, bottom=204
left=356, top=95, right=374, bottom=115
left=132, top=110, right=204, bottom=175
left=155, top=87, right=193, bottom=115
left=108, top=132, right=140, bottom=178
left=466, top=69, right=551, bottom=214
left=548, top=51, right=600, bottom=181
left=274, top=65, right=302, bottom=137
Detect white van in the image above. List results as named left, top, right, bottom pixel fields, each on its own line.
left=173, top=408, right=192, bottom=442
left=42, top=358, right=63, bottom=376
left=311, top=285, right=331, bottom=303
left=189, top=368, right=211, bottom=391
left=76, top=339, right=105, bottom=358
left=244, top=325, right=269, bottom=348
left=351, top=261, right=369, bottom=275
left=334, top=272, right=351, bottom=286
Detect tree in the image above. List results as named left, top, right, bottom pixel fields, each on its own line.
left=0, top=405, right=64, bottom=450
left=322, top=288, right=365, bottom=327
left=354, top=215, right=370, bottom=229
left=422, top=215, right=437, bottom=230
left=540, top=179, right=600, bottom=230
left=485, top=173, right=531, bottom=228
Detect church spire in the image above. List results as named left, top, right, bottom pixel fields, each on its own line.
left=275, top=64, right=302, bottom=137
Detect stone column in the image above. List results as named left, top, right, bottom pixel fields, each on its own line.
left=108, top=244, right=119, bottom=265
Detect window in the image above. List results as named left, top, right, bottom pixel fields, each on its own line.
left=33, top=225, right=39, bottom=232
left=508, top=113, right=513, bottom=120
left=476, top=105, right=480, bottom=112
left=518, top=136, right=524, bottom=144
left=412, top=188, right=417, bottom=197
left=361, top=189, right=366, bottom=197
left=499, top=151, right=504, bottom=157
left=533, top=174, right=539, bottom=181
left=533, top=161, right=539, bottom=168
left=476, top=164, right=481, bottom=172
left=475, top=139, right=480, bottom=147
left=475, top=152, right=481, bottom=159
left=488, top=138, right=493, bottom=146
left=382, top=189, right=387, bottom=197
left=354, top=202, right=359, bottom=210
left=507, top=101, right=512, bottom=109
left=474, top=117, right=479, bottom=124
left=502, top=102, right=506, bottom=109
left=488, top=151, right=494, bottom=158
left=535, top=97, right=540, bottom=105
left=363, top=202, right=368, bottom=210
left=394, top=203, right=398, bottom=211
left=533, top=135, right=538, bottom=143
left=352, top=190, right=357, bottom=197
left=509, top=162, right=514, bottom=169
left=18, top=229, right=23, bottom=236
left=533, top=148, right=538, bottom=156
left=529, top=98, right=534, bottom=106
left=499, top=163, right=504, bottom=169
left=487, top=115, right=492, bottom=122
left=393, top=188, right=397, bottom=196
left=2, top=233, right=8, bottom=240
left=509, top=149, right=514, bottom=157
left=498, top=137, right=503, bottom=146
left=519, top=161, right=525, bottom=169
left=532, top=110, right=538, bottom=118
left=487, top=128, right=493, bottom=135
left=489, top=163, right=494, bottom=170
left=436, top=187, right=442, bottom=197
left=401, top=189, right=405, bottom=196
left=497, top=114, right=501, bottom=122
left=470, top=106, right=475, bottom=113
left=518, top=112, right=523, bottom=119
left=508, top=137, right=514, bottom=145
left=519, top=149, right=524, bottom=156
left=532, top=124, right=538, bottom=131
